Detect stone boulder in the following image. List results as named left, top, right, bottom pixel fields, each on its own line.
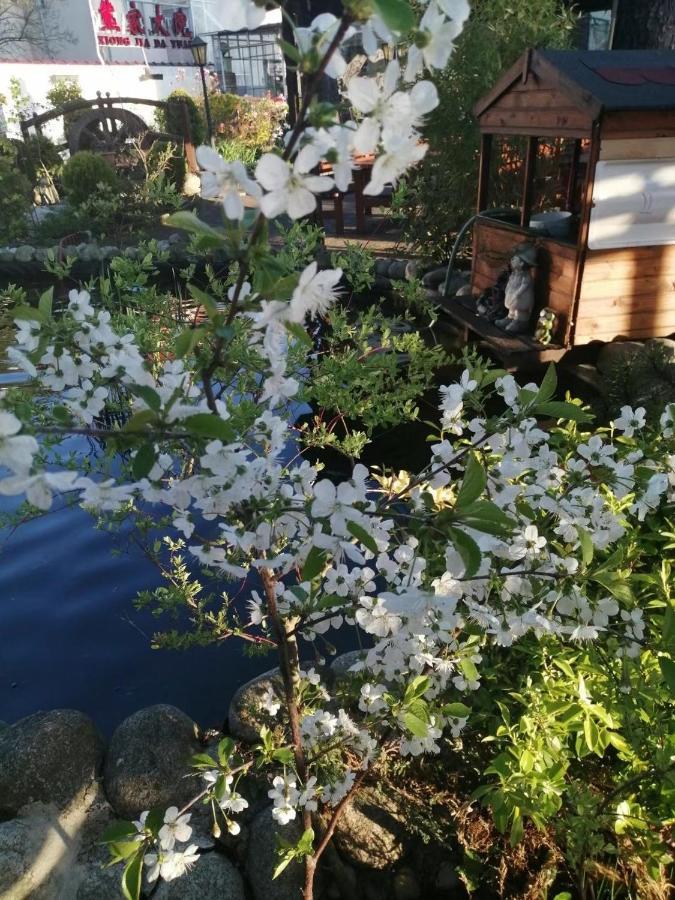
left=332, top=787, right=407, bottom=870
left=228, top=668, right=286, bottom=744
left=0, top=709, right=104, bottom=816
left=155, top=851, right=246, bottom=899
left=103, top=704, right=202, bottom=819
left=246, top=805, right=305, bottom=900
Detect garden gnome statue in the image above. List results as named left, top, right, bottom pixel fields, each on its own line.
left=495, top=244, right=537, bottom=334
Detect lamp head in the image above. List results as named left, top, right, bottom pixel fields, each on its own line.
left=191, top=36, right=207, bottom=67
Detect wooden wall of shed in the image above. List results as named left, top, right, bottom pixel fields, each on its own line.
left=574, top=245, right=675, bottom=343
left=471, top=218, right=579, bottom=344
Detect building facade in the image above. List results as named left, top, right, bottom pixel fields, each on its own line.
left=0, top=0, right=283, bottom=138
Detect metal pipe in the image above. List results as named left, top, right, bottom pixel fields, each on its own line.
left=442, top=208, right=517, bottom=297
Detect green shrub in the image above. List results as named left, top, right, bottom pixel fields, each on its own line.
left=0, top=141, right=32, bottom=243
left=15, top=135, right=63, bottom=185
left=209, top=93, right=287, bottom=151
left=156, top=89, right=206, bottom=146
left=45, top=75, right=85, bottom=139
left=399, top=0, right=576, bottom=258
left=61, top=151, right=118, bottom=207
left=214, top=137, right=260, bottom=168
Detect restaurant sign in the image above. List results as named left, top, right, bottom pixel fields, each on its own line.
left=95, top=0, right=195, bottom=60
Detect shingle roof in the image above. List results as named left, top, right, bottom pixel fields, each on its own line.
left=539, top=49, right=675, bottom=112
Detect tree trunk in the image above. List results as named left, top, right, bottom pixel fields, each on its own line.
left=613, top=0, right=675, bottom=49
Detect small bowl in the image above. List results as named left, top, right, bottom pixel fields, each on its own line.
left=529, top=210, right=572, bottom=238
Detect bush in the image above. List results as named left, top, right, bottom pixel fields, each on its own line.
left=0, top=139, right=32, bottom=243
left=156, top=89, right=206, bottom=146
left=61, top=151, right=118, bottom=207
left=15, top=135, right=63, bottom=185
left=210, top=93, right=287, bottom=152
left=399, top=0, right=576, bottom=258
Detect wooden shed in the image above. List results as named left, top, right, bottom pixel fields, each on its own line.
left=455, top=49, right=675, bottom=360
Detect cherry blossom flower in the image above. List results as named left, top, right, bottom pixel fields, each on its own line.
left=255, top=153, right=333, bottom=220
left=268, top=774, right=300, bottom=825
left=613, top=405, right=647, bottom=438
left=288, top=263, right=342, bottom=322
left=196, top=145, right=262, bottom=220
left=158, top=806, right=193, bottom=850
left=295, top=14, right=353, bottom=79
left=404, top=3, right=464, bottom=81
left=0, top=411, right=38, bottom=475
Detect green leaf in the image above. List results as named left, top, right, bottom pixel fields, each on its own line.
left=403, top=710, right=429, bottom=737
left=164, top=211, right=225, bottom=247
left=456, top=501, right=516, bottom=537
left=509, top=808, right=524, bottom=845
left=144, top=808, right=165, bottom=836
left=297, top=827, right=315, bottom=855
left=346, top=520, right=378, bottom=555
left=301, top=546, right=327, bottom=581
left=188, top=283, right=219, bottom=318
left=659, top=656, right=675, bottom=695
left=280, top=39, right=301, bottom=63
left=12, top=304, right=47, bottom=324
left=108, top=840, right=143, bottom=863
left=130, top=385, right=162, bottom=412
left=38, top=287, right=53, bottom=319
left=447, top=526, right=482, bottom=578
left=520, top=749, right=534, bottom=773
left=460, top=658, right=479, bottom=683
left=373, top=0, right=415, bottom=33
left=253, top=256, right=287, bottom=294
left=404, top=675, right=430, bottom=704
left=535, top=364, right=557, bottom=404
left=590, top=571, right=633, bottom=604
left=218, top=737, right=235, bottom=766
left=121, top=851, right=143, bottom=900
left=576, top=526, right=594, bottom=566
left=191, top=752, right=217, bottom=768
left=554, top=894, right=573, bottom=900
left=584, top=716, right=599, bottom=753
left=442, top=702, right=471, bottom=718
left=183, top=413, right=234, bottom=442
left=284, top=320, right=312, bottom=347
left=268, top=273, right=300, bottom=301
left=272, top=747, right=295, bottom=766
left=533, top=400, right=593, bottom=423
left=101, top=821, right=139, bottom=843
left=132, top=443, right=156, bottom=480
left=123, top=409, right=159, bottom=433
left=315, top=593, right=345, bottom=611
left=273, top=852, right=294, bottom=879
left=455, top=454, right=486, bottom=510
left=174, top=326, right=205, bottom=359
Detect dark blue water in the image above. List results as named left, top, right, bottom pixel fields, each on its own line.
left=0, top=306, right=279, bottom=735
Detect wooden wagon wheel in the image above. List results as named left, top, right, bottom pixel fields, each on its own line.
left=67, top=107, right=149, bottom=157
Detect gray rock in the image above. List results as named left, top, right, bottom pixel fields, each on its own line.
left=75, top=845, right=125, bottom=900
left=15, top=244, right=35, bottom=262
left=330, top=651, right=364, bottom=682
left=0, top=709, right=104, bottom=816
left=333, top=787, right=407, bottom=869
left=0, top=810, right=59, bottom=897
left=435, top=860, right=460, bottom=892
left=228, top=668, right=286, bottom=744
left=103, top=704, right=202, bottom=818
left=646, top=337, right=675, bottom=358
left=596, top=340, right=643, bottom=375
left=393, top=867, right=420, bottom=900
left=374, top=258, right=391, bottom=275
left=155, top=851, right=246, bottom=899
left=422, top=266, right=449, bottom=288
left=387, top=260, right=409, bottom=280
left=168, top=232, right=181, bottom=244
left=246, top=805, right=305, bottom=900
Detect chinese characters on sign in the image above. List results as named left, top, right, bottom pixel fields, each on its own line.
left=96, top=0, right=193, bottom=53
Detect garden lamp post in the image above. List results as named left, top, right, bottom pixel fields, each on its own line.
left=191, top=36, right=214, bottom=145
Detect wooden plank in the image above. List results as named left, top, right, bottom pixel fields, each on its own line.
left=477, top=134, right=492, bottom=212
left=521, top=136, right=539, bottom=228
left=578, top=294, right=675, bottom=315
left=480, top=108, right=592, bottom=135
left=476, top=219, right=579, bottom=260
left=581, top=259, right=675, bottom=282
left=575, top=325, right=675, bottom=344
left=496, top=90, right=578, bottom=110
left=576, top=310, right=675, bottom=333
left=602, top=111, right=675, bottom=139
left=585, top=244, right=675, bottom=265
left=579, top=276, right=675, bottom=301
left=600, top=137, right=675, bottom=161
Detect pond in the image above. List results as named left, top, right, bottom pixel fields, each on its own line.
left=0, top=298, right=286, bottom=736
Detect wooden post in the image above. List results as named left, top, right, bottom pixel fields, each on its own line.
left=477, top=133, right=492, bottom=212
left=565, top=138, right=582, bottom=212
left=179, top=99, right=198, bottom=174
left=520, top=135, right=539, bottom=228
left=569, top=121, right=602, bottom=347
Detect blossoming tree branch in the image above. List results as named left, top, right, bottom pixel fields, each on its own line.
left=0, top=0, right=674, bottom=897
